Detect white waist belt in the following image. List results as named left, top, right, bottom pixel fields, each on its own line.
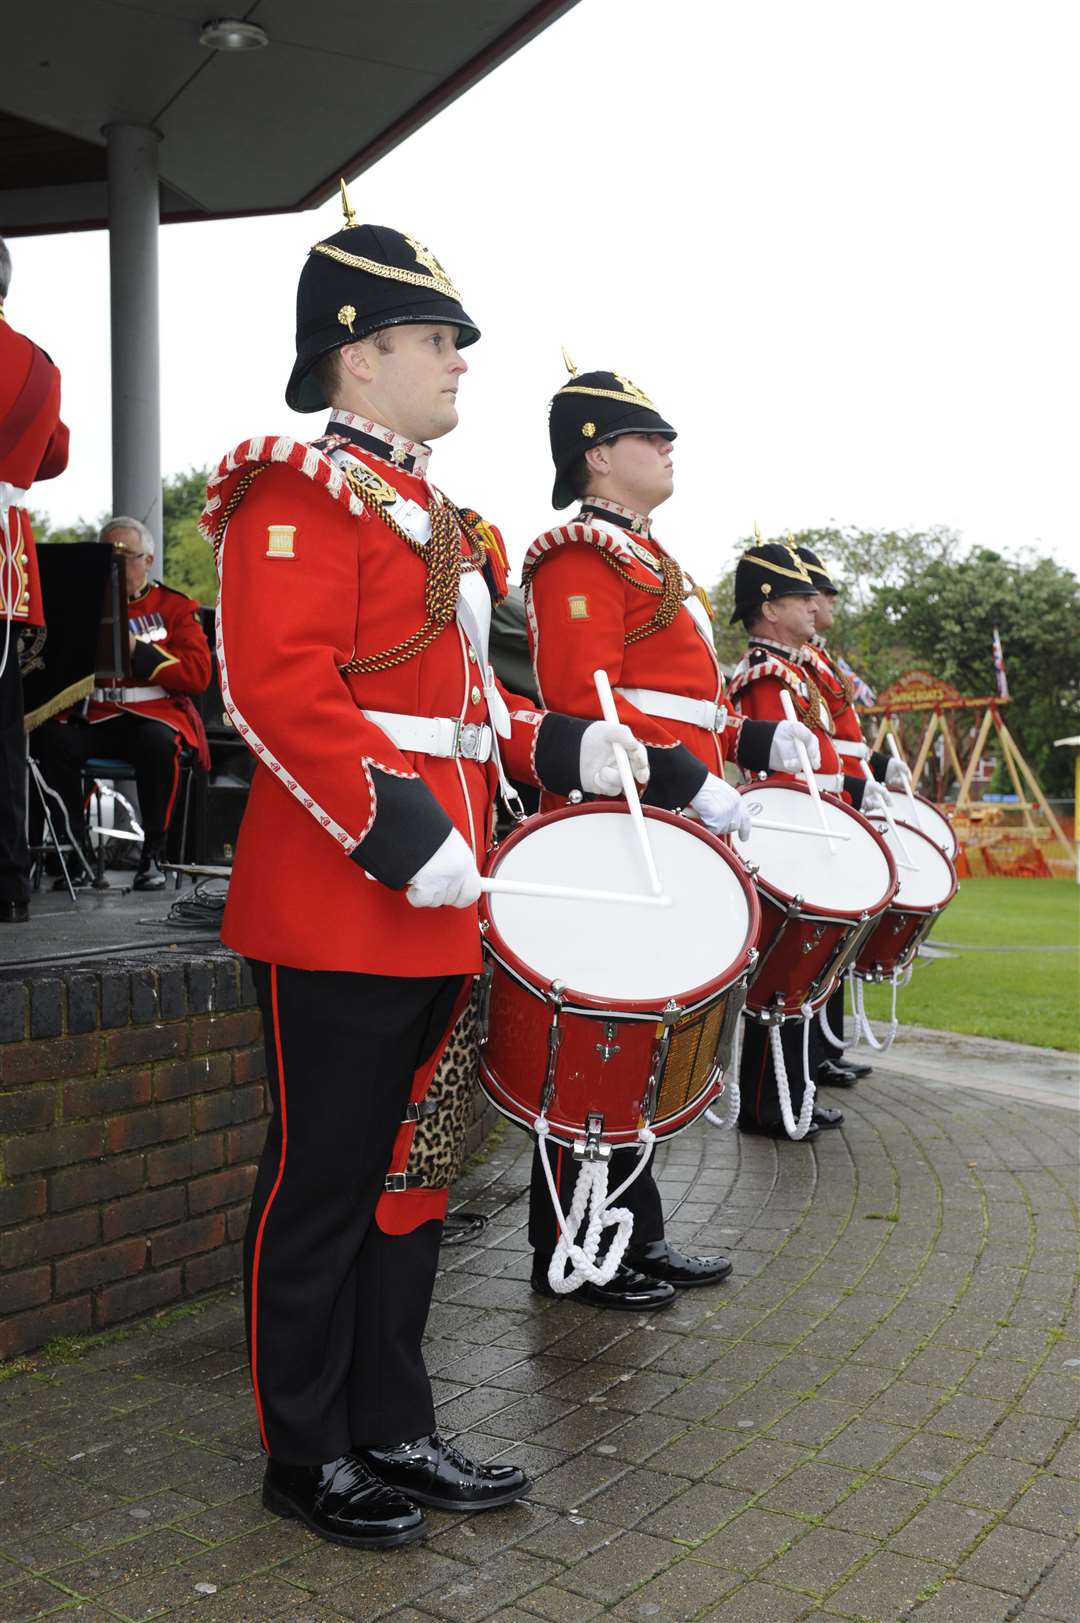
left=363, top=710, right=493, bottom=764
left=815, top=771, right=845, bottom=792
left=91, top=685, right=168, bottom=704
left=616, top=686, right=727, bottom=732
left=833, top=739, right=869, bottom=760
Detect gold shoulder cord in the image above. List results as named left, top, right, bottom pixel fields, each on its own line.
left=800, top=668, right=827, bottom=733
left=337, top=464, right=485, bottom=676
left=212, top=467, right=268, bottom=572
left=523, top=542, right=687, bottom=646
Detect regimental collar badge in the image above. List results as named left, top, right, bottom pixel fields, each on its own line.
left=327, top=410, right=431, bottom=478
left=578, top=497, right=653, bottom=538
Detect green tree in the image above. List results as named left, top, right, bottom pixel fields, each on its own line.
left=162, top=467, right=216, bottom=605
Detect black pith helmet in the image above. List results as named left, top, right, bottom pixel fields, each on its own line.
left=729, top=540, right=819, bottom=625
left=548, top=363, right=677, bottom=508
left=286, top=187, right=479, bottom=412
left=795, top=544, right=840, bottom=595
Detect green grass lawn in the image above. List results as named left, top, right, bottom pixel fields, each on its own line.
left=858, top=877, right=1079, bottom=1050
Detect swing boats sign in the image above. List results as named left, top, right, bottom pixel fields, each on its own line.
left=868, top=671, right=1001, bottom=713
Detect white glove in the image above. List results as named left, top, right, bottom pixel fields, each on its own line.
left=579, top=721, right=650, bottom=797
left=885, top=756, right=912, bottom=791
left=860, top=779, right=893, bottom=817
left=768, top=720, right=822, bottom=774
left=690, top=773, right=753, bottom=842
left=406, top=829, right=482, bottom=910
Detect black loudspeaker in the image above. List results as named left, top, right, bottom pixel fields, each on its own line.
left=193, top=606, right=233, bottom=737
left=190, top=736, right=254, bottom=865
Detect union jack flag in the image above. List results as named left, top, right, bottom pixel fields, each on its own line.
left=837, top=654, right=876, bottom=707
left=992, top=627, right=1010, bottom=700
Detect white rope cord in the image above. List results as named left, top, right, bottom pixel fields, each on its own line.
left=705, top=1003, right=743, bottom=1130
left=848, top=964, right=910, bottom=1053
left=536, top=1117, right=647, bottom=1294
left=770, top=1010, right=816, bottom=1140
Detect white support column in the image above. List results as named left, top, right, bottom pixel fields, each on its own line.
left=105, top=123, right=162, bottom=571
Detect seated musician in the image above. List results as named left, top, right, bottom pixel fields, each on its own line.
left=520, top=365, right=821, bottom=1309
left=31, top=518, right=211, bottom=889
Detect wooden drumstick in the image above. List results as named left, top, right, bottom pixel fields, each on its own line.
left=592, top=668, right=664, bottom=895
left=886, top=732, right=922, bottom=819
left=779, top=689, right=837, bottom=854
left=860, top=758, right=919, bottom=871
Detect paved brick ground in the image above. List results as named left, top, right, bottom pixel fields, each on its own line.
left=1, top=1071, right=1077, bottom=1622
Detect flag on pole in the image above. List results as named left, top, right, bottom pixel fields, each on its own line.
left=837, top=654, right=876, bottom=707
left=992, top=627, right=1010, bottom=700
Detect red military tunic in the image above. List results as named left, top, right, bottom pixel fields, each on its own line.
left=87, top=580, right=211, bottom=768
left=0, top=314, right=69, bottom=628
left=729, top=635, right=851, bottom=794
left=802, top=636, right=888, bottom=785
left=202, top=432, right=579, bottom=981
left=522, top=500, right=775, bottom=802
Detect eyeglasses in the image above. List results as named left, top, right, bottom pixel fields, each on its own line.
left=112, top=546, right=154, bottom=561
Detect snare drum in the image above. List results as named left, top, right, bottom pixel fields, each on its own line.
left=736, top=779, right=897, bottom=1019
left=855, top=818, right=958, bottom=981
left=889, top=793, right=959, bottom=859
left=478, top=803, right=760, bottom=1151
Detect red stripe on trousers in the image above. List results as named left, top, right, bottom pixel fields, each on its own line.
left=249, top=964, right=289, bottom=1455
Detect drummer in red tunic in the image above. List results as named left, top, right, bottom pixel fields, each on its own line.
left=202, top=201, right=648, bottom=1551
left=0, top=237, right=68, bottom=922
left=795, top=544, right=910, bottom=1089
left=521, top=368, right=821, bottom=1309
left=728, top=541, right=892, bottom=1140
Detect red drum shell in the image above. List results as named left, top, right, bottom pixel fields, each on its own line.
left=478, top=804, right=760, bottom=1149
left=736, top=780, right=898, bottom=1019
left=854, top=822, right=958, bottom=981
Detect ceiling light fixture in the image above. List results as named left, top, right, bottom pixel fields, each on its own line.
left=199, top=19, right=269, bottom=51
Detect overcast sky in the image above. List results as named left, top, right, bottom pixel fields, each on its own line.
left=8, top=0, right=1078, bottom=589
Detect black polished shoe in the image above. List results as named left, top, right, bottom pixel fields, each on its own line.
left=835, top=1057, right=872, bottom=1079
left=812, top=1106, right=845, bottom=1129
left=133, top=848, right=167, bottom=891
left=262, top=1452, right=425, bottom=1548
left=0, top=899, right=29, bottom=923
left=817, top=1059, right=859, bottom=1088
left=624, top=1238, right=733, bottom=1289
left=357, top=1433, right=528, bottom=1511
left=531, top=1259, right=676, bottom=1311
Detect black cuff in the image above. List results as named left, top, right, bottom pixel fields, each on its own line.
left=534, top=712, right=591, bottom=796
left=642, top=743, right=709, bottom=810
left=869, top=750, right=890, bottom=783
left=349, top=768, right=454, bottom=889
left=844, top=775, right=867, bottom=809
left=734, top=719, right=775, bottom=775
left=130, top=640, right=169, bottom=682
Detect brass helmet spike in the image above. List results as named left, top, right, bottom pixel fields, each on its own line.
left=753, top=520, right=764, bottom=545
left=338, top=177, right=357, bottom=229
left=560, top=346, right=579, bottom=378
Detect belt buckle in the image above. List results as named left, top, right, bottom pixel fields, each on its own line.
left=456, top=722, right=482, bottom=761
left=710, top=703, right=727, bottom=732
left=384, top=1173, right=408, bottom=1193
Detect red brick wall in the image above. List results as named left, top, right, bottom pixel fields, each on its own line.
left=0, top=952, right=266, bottom=1359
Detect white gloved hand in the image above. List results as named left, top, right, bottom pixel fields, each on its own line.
left=885, top=756, right=912, bottom=791
left=579, top=721, right=650, bottom=797
left=690, top=773, right=753, bottom=842
left=860, top=779, right=894, bottom=817
left=768, top=719, right=822, bottom=774
left=406, top=829, right=482, bottom=909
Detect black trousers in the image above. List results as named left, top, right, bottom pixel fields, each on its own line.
left=528, top=1141, right=664, bottom=1264
left=30, top=713, right=181, bottom=851
left=818, top=985, right=845, bottom=1063
left=738, top=1016, right=813, bottom=1134
left=0, top=644, right=29, bottom=904
left=245, top=961, right=464, bottom=1465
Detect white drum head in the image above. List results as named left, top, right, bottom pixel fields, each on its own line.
left=893, top=796, right=959, bottom=858
left=738, top=785, right=894, bottom=913
left=869, top=819, right=956, bottom=910
left=488, top=810, right=752, bottom=1002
